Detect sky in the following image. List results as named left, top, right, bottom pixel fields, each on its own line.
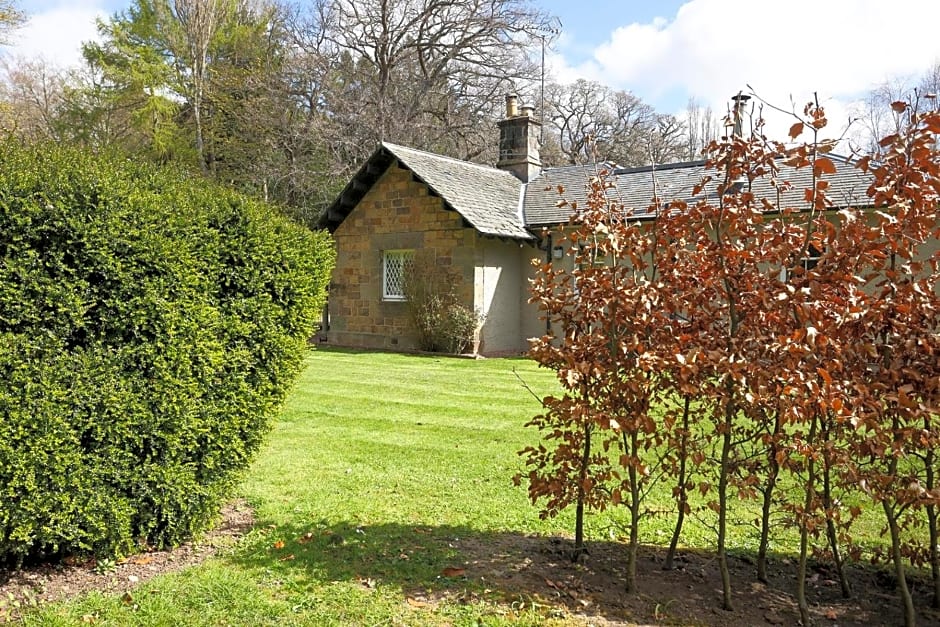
left=7, top=0, right=940, bottom=144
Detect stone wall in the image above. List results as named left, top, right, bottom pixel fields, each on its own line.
left=327, top=162, right=477, bottom=352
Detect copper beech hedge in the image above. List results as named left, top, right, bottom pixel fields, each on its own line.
left=0, top=142, right=334, bottom=565
left=518, top=97, right=940, bottom=626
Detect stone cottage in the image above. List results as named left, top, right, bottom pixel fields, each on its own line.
left=318, top=96, right=875, bottom=356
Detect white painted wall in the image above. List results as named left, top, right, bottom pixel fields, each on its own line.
left=474, top=238, right=530, bottom=355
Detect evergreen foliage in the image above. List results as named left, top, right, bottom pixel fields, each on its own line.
left=0, top=141, right=334, bottom=564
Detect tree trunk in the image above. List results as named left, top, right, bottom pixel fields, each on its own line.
left=797, top=415, right=817, bottom=627
left=194, top=99, right=206, bottom=175
left=626, top=430, right=640, bottom=593
left=884, top=501, right=917, bottom=627
left=573, top=421, right=591, bottom=559
left=757, top=460, right=778, bottom=584
left=928, top=501, right=940, bottom=609
left=717, top=394, right=734, bottom=611
left=665, top=395, right=691, bottom=570
left=925, top=418, right=940, bottom=608
left=757, top=407, right=781, bottom=584
left=821, top=422, right=850, bottom=598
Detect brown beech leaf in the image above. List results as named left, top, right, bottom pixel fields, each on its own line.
left=441, top=567, right=465, bottom=578
left=898, top=387, right=916, bottom=409
left=813, top=157, right=836, bottom=176
left=925, top=117, right=940, bottom=134
left=879, top=133, right=899, bottom=147
left=890, top=100, right=907, bottom=113
left=788, top=122, right=804, bottom=139
left=406, top=597, right=429, bottom=608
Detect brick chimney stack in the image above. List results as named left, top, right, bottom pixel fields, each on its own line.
left=496, top=94, right=541, bottom=183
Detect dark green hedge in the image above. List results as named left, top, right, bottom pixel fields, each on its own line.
left=0, top=142, right=334, bottom=564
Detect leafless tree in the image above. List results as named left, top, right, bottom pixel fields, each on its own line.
left=315, top=0, right=551, bottom=163
left=0, top=57, right=66, bottom=140
left=173, top=0, right=232, bottom=173
left=542, top=79, right=682, bottom=167
left=684, top=96, right=719, bottom=160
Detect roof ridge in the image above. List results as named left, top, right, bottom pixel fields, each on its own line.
left=614, top=160, right=707, bottom=175
left=382, top=141, right=515, bottom=177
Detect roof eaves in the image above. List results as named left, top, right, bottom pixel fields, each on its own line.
left=318, top=144, right=395, bottom=232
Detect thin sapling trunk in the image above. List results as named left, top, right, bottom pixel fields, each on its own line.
left=665, top=394, right=692, bottom=570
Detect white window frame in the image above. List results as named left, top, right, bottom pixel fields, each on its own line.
left=382, top=249, right=414, bottom=301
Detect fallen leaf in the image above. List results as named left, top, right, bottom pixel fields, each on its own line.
left=825, top=608, right=839, bottom=620
left=121, top=592, right=134, bottom=605
left=297, top=532, right=314, bottom=544
left=357, top=576, right=376, bottom=589
left=279, top=554, right=295, bottom=561
left=273, top=540, right=285, bottom=550
left=406, top=597, right=429, bottom=608
left=131, top=556, right=153, bottom=565
left=441, top=567, right=465, bottom=578
left=81, top=614, right=97, bottom=624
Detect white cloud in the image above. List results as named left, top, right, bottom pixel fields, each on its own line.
left=548, top=0, right=940, bottom=144
left=4, top=2, right=107, bottom=69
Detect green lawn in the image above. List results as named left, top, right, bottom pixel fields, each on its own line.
left=16, top=348, right=895, bottom=625
left=21, top=349, right=584, bottom=626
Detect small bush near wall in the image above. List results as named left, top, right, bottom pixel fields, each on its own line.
left=0, top=141, right=334, bottom=565
left=403, top=252, right=481, bottom=354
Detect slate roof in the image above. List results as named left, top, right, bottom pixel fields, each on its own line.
left=320, top=142, right=532, bottom=240
left=523, top=155, right=874, bottom=227
left=321, top=142, right=875, bottom=240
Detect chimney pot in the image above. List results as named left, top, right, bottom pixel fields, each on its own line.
left=731, top=92, right=751, bottom=138
left=505, top=94, right=519, bottom=118
left=521, top=104, right=535, bottom=118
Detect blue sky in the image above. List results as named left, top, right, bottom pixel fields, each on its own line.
left=10, top=0, right=940, bottom=144
left=539, top=0, right=687, bottom=65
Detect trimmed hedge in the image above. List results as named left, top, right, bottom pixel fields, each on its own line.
left=0, top=142, right=334, bottom=564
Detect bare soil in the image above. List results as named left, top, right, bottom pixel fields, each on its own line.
left=0, top=500, right=254, bottom=623
left=3, top=502, right=940, bottom=626
left=453, top=534, right=940, bottom=626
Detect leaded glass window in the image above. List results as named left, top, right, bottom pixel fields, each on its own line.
left=383, top=250, right=414, bottom=301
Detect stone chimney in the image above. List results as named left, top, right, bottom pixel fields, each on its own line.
left=496, top=94, right=541, bottom=183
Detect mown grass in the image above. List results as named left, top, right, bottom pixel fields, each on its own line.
left=19, top=348, right=896, bottom=625
left=21, top=349, right=576, bottom=626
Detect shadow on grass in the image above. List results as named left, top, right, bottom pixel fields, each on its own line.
left=225, top=517, right=939, bottom=627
